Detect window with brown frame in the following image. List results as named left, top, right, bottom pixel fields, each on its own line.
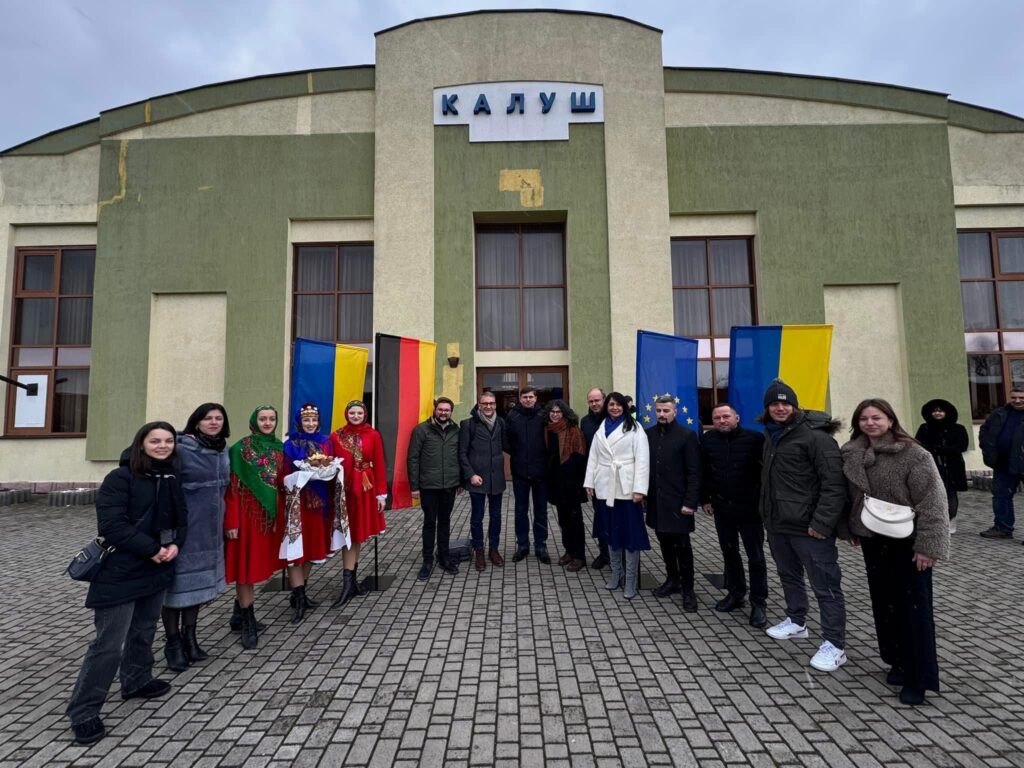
left=292, top=243, right=373, bottom=343
left=671, top=237, right=757, bottom=423
left=475, top=224, right=567, bottom=351
left=6, top=247, right=95, bottom=435
left=959, top=229, right=1024, bottom=420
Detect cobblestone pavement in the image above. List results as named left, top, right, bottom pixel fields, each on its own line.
left=1, top=489, right=1022, bottom=767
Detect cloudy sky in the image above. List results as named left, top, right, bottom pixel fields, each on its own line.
left=2, top=0, right=1022, bottom=150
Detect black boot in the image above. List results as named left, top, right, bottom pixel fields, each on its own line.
left=164, top=635, right=189, bottom=672
left=240, top=605, right=258, bottom=650
left=303, top=585, right=319, bottom=609
left=231, top=599, right=266, bottom=632
left=181, top=625, right=208, bottom=662
left=352, top=564, right=367, bottom=596
left=290, top=587, right=307, bottom=624
left=331, top=569, right=356, bottom=608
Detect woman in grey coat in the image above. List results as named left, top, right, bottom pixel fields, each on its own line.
left=162, top=403, right=231, bottom=671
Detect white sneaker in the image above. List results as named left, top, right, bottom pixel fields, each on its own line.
left=949, top=517, right=957, bottom=534
left=809, top=641, right=848, bottom=672
left=766, top=617, right=809, bottom=640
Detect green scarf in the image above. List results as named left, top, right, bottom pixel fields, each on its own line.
left=229, top=406, right=284, bottom=522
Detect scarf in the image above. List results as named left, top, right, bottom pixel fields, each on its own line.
left=546, top=418, right=586, bottom=465
left=192, top=431, right=227, bottom=452
left=604, top=414, right=624, bottom=436
left=765, top=420, right=787, bottom=444
left=478, top=410, right=497, bottom=431
left=336, top=422, right=376, bottom=492
left=145, top=458, right=185, bottom=534
left=229, top=406, right=284, bottom=522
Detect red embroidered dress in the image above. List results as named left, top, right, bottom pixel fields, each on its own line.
left=330, top=423, right=387, bottom=544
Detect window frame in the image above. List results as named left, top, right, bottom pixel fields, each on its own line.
left=670, top=236, right=757, bottom=423
left=474, top=224, right=568, bottom=352
left=960, top=228, right=1024, bottom=421
left=291, top=242, right=374, bottom=345
left=5, top=246, right=95, bottom=437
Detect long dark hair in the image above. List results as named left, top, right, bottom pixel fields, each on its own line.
left=129, top=421, right=178, bottom=476
left=602, top=392, right=637, bottom=432
left=850, top=398, right=916, bottom=443
left=184, top=402, right=231, bottom=439
left=544, top=398, right=579, bottom=426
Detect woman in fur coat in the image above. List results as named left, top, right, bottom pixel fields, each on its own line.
left=840, top=398, right=950, bottom=707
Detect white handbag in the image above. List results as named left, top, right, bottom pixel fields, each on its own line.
left=861, top=494, right=914, bottom=539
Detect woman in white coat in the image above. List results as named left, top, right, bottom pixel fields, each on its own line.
left=584, top=392, right=651, bottom=598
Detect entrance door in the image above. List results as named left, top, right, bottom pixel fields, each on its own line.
left=477, top=367, right=568, bottom=418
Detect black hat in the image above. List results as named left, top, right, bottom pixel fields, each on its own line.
left=763, top=379, right=799, bottom=409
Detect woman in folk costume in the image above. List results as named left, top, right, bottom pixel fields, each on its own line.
left=584, top=391, right=651, bottom=599
left=328, top=400, right=387, bottom=607
left=224, top=406, right=286, bottom=649
left=281, top=403, right=341, bottom=623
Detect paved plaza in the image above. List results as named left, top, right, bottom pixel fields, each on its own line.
left=1, top=489, right=1023, bottom=767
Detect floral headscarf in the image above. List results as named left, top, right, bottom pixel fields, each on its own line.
left=229, top=405, right=284, bottom=521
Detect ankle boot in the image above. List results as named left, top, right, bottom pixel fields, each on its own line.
left=164, top=635, right=189, bottom=672
left=605, top=548, right=623, bottom=590
left=331, top=569, right=356, bottom=608
left=181, top=625, right=208, bottom=662
left=352, top=564, right=367, bottom=596
left=231, top=598, right=266, bottom=633
left=303, top=585, right=319, bottom=609
left=240, top=605, right=258, bottom=650
left=623, top=550, right=640, bottom=599
left=290, top=586, right=307, bottom=624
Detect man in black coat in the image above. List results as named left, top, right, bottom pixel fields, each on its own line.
left=977, top=388, right=1024, bottom=539
left=504, top=386, right=550, bottom=563
left=701, top=402, right=768, bottom=628
left=459, top=391, right=507, bottom=571
left=645, top=396, right=701, bottom=611
left=580, top=386, right=610, bottom=569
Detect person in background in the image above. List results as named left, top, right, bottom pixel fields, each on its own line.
left=584, top=392, right=651, bottom=599
left=162, top=403, right=230, bottom=672
left=544, top=399, right=589, bottom=572
left=644, top=396, right=701, bottom=611
left=505, top=387, right=551, bottom=563
left=842, top=398, right=949, bottom=706
left=66, top=422, right=187, bottom=745
left=977, top=388, right=1024, bottom=539
left=459, top=391, right=507, bottom=571
left=224, top=407, right=285, bottom=650
left=914, top=399, right=968, bottom=534
left=581, top=387, right=611, bottom=569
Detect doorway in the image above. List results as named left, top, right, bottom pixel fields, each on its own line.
left=477, top=367, right=568, bottom=418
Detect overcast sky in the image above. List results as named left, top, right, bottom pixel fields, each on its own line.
left=2, top=0, right=1022, bottom=151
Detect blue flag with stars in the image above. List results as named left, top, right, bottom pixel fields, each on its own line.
left=635, top=330, right=700, bottom=430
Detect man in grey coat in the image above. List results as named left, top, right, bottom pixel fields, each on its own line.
left=459, top=391, right=507, bottom=571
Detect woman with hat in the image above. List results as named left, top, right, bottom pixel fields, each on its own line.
left=329, top=400, right=387, bottom=606
left=914, top=399, right=968, bottom=534
left=840, top=398, right=950, bottom=706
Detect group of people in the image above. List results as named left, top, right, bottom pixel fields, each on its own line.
left=69, top=377, right=968, bottom=745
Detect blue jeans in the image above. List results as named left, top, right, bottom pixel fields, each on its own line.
left=512, top=477, right=548, bottom=551
left=470, top=492, right=503, bottom=550
left=66, top=589, right=165, bottom=725
left=992, top=469, right=1019, bottom=532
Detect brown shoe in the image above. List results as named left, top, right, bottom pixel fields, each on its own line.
left=566, top=558, right=586, bottom=572
left=488, top=549, right=504, bottom=567
left=474, top=548, right=486, bottom=572
left=558, top=553, right=572, bottom=566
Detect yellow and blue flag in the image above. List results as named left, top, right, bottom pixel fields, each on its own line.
left=727, top=325, right=832, bottom=429
left=291, top=338, right=369, bottom=432
left=635, top=330, right=700, bottom=429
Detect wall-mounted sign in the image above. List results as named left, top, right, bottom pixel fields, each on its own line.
left=433, top=81, right=604, bottom=143
left=14, top=374, right=47, bottom=428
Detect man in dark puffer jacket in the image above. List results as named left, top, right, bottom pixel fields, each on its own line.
left=759, top=380, right=848, bottom=674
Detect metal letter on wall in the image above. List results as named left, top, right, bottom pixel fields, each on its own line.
left=433, top=81, right=604, bottom=142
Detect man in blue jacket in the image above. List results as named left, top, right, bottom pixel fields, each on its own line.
left=505, top=387, right=550, bottom=563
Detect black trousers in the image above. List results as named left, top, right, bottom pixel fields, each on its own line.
left=714, top=515, right=768, bottom=606
left=861, top=535, right=940, bottom=692
left=947, top=488, right=959, bottom=520
left=420, top=488, right=457, bottom=563
left=555, top=501, right=586, bottom=560
left=656, top=531, right=693, bottom=591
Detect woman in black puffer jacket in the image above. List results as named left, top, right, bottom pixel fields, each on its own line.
left=66, top=421, right=188, bottom=746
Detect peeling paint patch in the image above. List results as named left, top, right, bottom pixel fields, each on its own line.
left=307, top=72, right=314, bottom=94
left=441, top=342, right=463, bottom=404
left=198, top=185, right=213, bottom=191
left=144, top=100, right=152, bottom=124
left=97, top=140, right=128, bottom=218
left=499, top=169, right=544, bottom=207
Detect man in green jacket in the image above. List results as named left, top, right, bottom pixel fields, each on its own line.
left=759, top=380, right=849, bottom=673
left=408, top=397, right=462, bottom=580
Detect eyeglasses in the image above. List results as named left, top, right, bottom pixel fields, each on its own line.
left=479, top=402, right=496, bottom=407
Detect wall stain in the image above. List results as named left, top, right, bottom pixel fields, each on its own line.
left=97, top=140, right=129, bottom=218
left=441, top=341, right=462, bottom=404
left=499, top=169, right=544, bottom=207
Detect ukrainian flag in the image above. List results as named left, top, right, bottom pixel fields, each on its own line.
left=290, top=338, right=369, bottom=432
left=727, top=325, right=833, bottom=429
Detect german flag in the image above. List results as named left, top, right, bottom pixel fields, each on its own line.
left=374, top=333, right=436, bottom=509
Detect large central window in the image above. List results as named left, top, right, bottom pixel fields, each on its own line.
left=475, top=224, right=567, bottom=351
left=671, top=237, right=756, bottom=422
left=292, top=243, right=373, bottom=343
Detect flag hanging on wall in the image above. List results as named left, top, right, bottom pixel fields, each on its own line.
left=727, top=325, right=833, bottom=429
left=635, top=330, right=700, bottom=429
left=290, top=339, right=369, bottom=433
left=375, top=333, right=437, bottom=509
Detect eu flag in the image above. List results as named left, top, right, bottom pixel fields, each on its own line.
left=635, top=330, right=699, bottom=429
